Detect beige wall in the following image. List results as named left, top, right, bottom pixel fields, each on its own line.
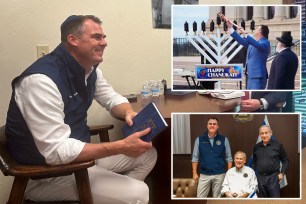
left=0, top=0, right=283, bottom=203
left=0, top=0, right=172, bottom=202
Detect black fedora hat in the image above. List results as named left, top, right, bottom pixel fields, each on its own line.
left=276, top=33, right=294, bottom=47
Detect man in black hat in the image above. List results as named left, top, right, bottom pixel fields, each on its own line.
left=267, top=32, right=298, bottom=89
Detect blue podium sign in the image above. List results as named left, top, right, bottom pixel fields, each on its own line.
left=195, top=64, right=243, bottom=81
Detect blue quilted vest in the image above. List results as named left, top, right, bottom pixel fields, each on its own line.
left=198, top=132, right=226, bottom=175
left=5, top=43, right=97, bottom=164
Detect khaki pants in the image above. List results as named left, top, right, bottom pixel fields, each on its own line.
left=25, top=148, right=157, bottom=204
left=197, top=173, right=225, bottom=198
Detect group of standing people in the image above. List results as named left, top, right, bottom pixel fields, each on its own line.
left=226, top=20, right=299, bottom=90
left=192, top=117, right=289, bottom=198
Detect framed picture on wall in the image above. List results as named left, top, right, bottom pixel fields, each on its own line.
left=151, top=0, right=199, bottom=29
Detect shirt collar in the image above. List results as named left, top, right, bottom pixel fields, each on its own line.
left=235, top=165, right=246, bottom=173
left=261, top=140, right=272, bottom=146
left=208, top=133, right=217, bottom=139
left=277, top=47, right=289, bottom=54
left=85, top=67, right=94, bottom=80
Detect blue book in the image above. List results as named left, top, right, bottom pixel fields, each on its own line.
left=121, top=102, right=168, bottom=142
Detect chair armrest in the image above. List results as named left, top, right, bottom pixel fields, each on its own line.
left=89, top=124, right=114, bottom=135
left=1, top=125, right=113, bottom=180
left=6, top=160, right=95, bottom=179
left=89, top=124, right=114, bottom=142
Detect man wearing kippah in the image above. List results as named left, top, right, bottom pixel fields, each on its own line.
left=267, top=32, right=298, bottom=89
left=5, top=15, right=157, bottom=204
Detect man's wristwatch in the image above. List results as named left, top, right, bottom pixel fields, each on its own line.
left=259, top=99, right=264, bottom=110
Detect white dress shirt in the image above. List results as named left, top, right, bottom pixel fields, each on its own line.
left=14, top=68, right=128, bottom=165
left=221, top=165, right=258, bottom=197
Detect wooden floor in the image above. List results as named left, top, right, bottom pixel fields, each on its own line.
left=207, top=148, right=305, bottom=204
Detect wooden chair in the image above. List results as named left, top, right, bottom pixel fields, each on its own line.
left=0, top=124, right=114, bottom=204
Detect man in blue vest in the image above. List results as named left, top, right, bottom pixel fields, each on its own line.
left=192, top=117, right=233, bottom=197
left=227, top=20, right=270, bottom=90
left=5, top=15, right=157, bottom=204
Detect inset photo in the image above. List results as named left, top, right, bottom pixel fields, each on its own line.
left=172, top=5, right=301, bottom=91
left=172, top=113, right=301, bottom=200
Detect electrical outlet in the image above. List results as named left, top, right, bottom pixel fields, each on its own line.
left=37, top=45, right=49, bottom=58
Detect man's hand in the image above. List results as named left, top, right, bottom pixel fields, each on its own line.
left=125, top=110, right=138, bottom=126
left=193, top=173, right=199, bottom=184
left=224, top=192, right=234, bottom=198
left=238, top=26, right=247, bottom=35
left=240, top=99, right=261, bottom=112
left=278, top=173, right=284, bottom=183
left=121, top=128, right=152, bottom=157
left=237, top=192, right=249, bottom=198
left=226, top=20, right=233, bottom=29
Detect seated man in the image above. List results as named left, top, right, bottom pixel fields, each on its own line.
left=221, top=151, right=258, bottom=198
left=5, top=15, right=157, bottom=204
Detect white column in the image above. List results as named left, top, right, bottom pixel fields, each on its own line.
left=235, top=7, right=245, bottom=22
left=208, top=6, right=219, bottom=27
left=285, top=6, right=290, bottom=19
left=264, top=6, right=268, bottom=20
left=273, top=6, right=286, bottom=20
left=253, top=6, right=265, bottom=21
left=241, top=6, right=248, bottom=21
left=209, top=6, right=218, bottom=20
left=226, top=6, right=236, bottom=22
left=296, top=5, right=301, bottom=19
left=208, top=6, right=224, bottom=30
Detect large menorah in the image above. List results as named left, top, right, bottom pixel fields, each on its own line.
left=184, top=17, right=244, bottom=65
left=181, top=13, right=256, bottom=89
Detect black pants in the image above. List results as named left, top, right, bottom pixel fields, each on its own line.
left=257, top=172, right=280, bottom=198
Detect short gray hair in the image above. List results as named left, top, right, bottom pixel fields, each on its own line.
left=234, top=151, right=246, bottom=159
left=61, top=15, right=102, bottom=42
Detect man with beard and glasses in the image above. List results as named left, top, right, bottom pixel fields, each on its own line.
left=268, top=32, right=298, bottom=89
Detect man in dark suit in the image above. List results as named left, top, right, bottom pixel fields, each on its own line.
left=227, top=21, right=270, bottom=89
left=240, top=92, right=288, bottom=112
left=268, top=33, right=298, bottom=89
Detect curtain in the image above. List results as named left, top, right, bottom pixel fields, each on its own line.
left=173, top=114, right=191, bottom=154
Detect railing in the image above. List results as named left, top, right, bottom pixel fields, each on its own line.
left=173, top=38, right=200, bottom=56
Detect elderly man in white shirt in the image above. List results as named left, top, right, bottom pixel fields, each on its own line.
left=221, top=151, right=258, bottom=198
